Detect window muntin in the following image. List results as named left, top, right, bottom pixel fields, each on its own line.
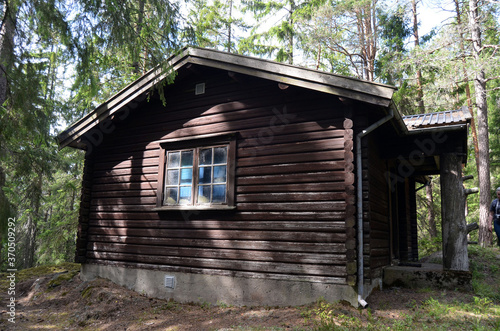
left=165, top=150, right=194, bottom=205
left=197, top=146, right=228, bottom=204
left=163, top=145, right=229, bottom=206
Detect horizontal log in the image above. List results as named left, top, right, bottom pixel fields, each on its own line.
left=90, top=201, right=347, bottom=212
left=90, top=211, right=348, bottom=221
left=236, top=182, right=348, bottom=193
left=91, top=189, right=157, bottom=198
left=237, top=150, right=345, bottom=168
left=370, top=256, right=391, bottom=269
left=87, top=227, right=346, bottom=242
left=93, top=149, right=160, bottom=164
left=93, top=156, right=159, bottom=171
left=88, top=242, right=346, bottom=265
left=343, top=118, right=353, bottom=129
left=93, top=166, right=158, bottom=178
left=98, top=108, right=343, bottom=156
left=92, top=182, right=158, bottom=192
left=86, top=251, right=347, bottom=277
left=95, top=120, right=344, bottom=159
left=126, top=103, right=340, bottom=140
left=237, top=171, right=347, bottom=185
left=236, top=161, right=345, bottom=176
left=91, top=205, right=156, bottom=212
left=236, top=192, right=347, bottom=203
left=236, top=201, right=346, bottom=211
left=367, top=239, right=390, bottom=249
left=238, top=138, right=345, bottom=158
left=240, top=128, right=344, bottom=149
left=87, top=259, right=348, bottom=284
left=87, top=235, right=347, bottom=253
left=91, top=196, right=157, bottom=206
left=92, top=173, right=157, bottom=185
left=88, top=219, right=346, bottom=232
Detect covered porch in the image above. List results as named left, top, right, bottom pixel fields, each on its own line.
left=380, top=107, right=472, bottom=275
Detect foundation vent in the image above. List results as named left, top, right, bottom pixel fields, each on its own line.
left=195, top=83, right=205, bottom=95
left=164, top=275, right=176, bottom=289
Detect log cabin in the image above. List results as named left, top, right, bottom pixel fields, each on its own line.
left=57, top=47, right=471, bottom=307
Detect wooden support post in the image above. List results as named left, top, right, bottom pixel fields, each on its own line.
left=440, top=153, right=469, bottom=271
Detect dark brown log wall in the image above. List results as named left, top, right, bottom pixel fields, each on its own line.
left=77, top=66, right=359, bottom=284
left=364, top=135, right=391, bottom=281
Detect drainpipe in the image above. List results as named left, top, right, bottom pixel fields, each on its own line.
left=355, top=107, right=394, bottom=308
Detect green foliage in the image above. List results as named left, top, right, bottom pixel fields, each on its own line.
left=240, top=0, right=325, bottom=64
left=299, top=267, right=500, bottom=331
left=469, top=246, right=500, bottom=301
left=310, top=299, right=364, bottom=330
left=376, top=5, right=412, bottom=85
left=183, top=0, right=249, bottom=52
left=0, top=262, right=80, bottom=292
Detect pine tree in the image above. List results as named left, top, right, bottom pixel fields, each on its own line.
left=240, top=0, right=324, bottom=64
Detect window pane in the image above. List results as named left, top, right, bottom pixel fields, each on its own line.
left=214, top=147, right=227, bottom=164
left=199, top=148, right=212, bottom=165
left=179, top=186, right=192, bottom=205
left=199, top=166, right=212, bottom=184
left=181, top=150, right=193, bottom=167
left=165, top=188, right=178, bottom=204
left=180, top=168, right=193, bottom=184
left=212, top=185, right=226, bottom=203
left=167, top=169, right=179, bottom=185
left=198, top=186, right=211, bottom=204
left=213, top=165, right=226, bottom=183
left=167, top=151, right=180, bottom=168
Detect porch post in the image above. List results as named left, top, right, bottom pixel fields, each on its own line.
left=440, top=153, right=469, bottom=271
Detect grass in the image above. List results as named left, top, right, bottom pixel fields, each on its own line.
left=300, top=245, right=500, bottom=331
left=1, top=247, right=500, bottom=330
left=0, top=262, right=80, bottom=292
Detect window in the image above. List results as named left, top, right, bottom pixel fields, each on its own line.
left=155, top=134, right=236, bottom=210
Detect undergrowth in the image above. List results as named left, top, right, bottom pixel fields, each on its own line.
left=303, top=245, right=500, bottom=330
left=1, top=247, right=500, bottom=330
left=0, top=262, right=80, bottom=292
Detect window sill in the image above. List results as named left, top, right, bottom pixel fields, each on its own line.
left=153, top=205, right=236, bottom=212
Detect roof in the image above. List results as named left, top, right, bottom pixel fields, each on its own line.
left=57, top=46, right=398, bottom=149
left=403, top=107, right=471, bottom=131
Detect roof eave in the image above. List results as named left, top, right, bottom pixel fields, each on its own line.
left=57, top=47, right=397, bottom=150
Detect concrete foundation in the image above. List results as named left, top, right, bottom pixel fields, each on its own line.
left=80, top=264, right=359, bottom=307
left=383, top=263, right=472, bottom=290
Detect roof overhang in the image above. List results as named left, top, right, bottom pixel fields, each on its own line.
left=57, top=46, right=398, bottom=150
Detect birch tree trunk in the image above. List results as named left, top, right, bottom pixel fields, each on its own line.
left=469, top=0, right=492, bottom=247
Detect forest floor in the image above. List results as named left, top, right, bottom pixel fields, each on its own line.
left=1, top=246, right=500, bottom=330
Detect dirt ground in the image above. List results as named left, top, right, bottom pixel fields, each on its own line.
left=0, top=264, right=475, bottom=331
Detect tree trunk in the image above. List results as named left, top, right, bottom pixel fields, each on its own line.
left=0, top=1, right=17, bottom=265
left=469, top=0, right=492, bottom=247
left=412, top=0, right=425, bottom=113
left=455, top=0, right=480, bottom=173
left=23, top=174, right=43, bottom=269
left=228, top=0, right=233, bottom=53
left=0, top=0, right=16, bottom=107
left=132, top=0, right=145, bottom=75
left=440, top=153, right=469, bottom=271
left=287, top=0, right=296, bottom=65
